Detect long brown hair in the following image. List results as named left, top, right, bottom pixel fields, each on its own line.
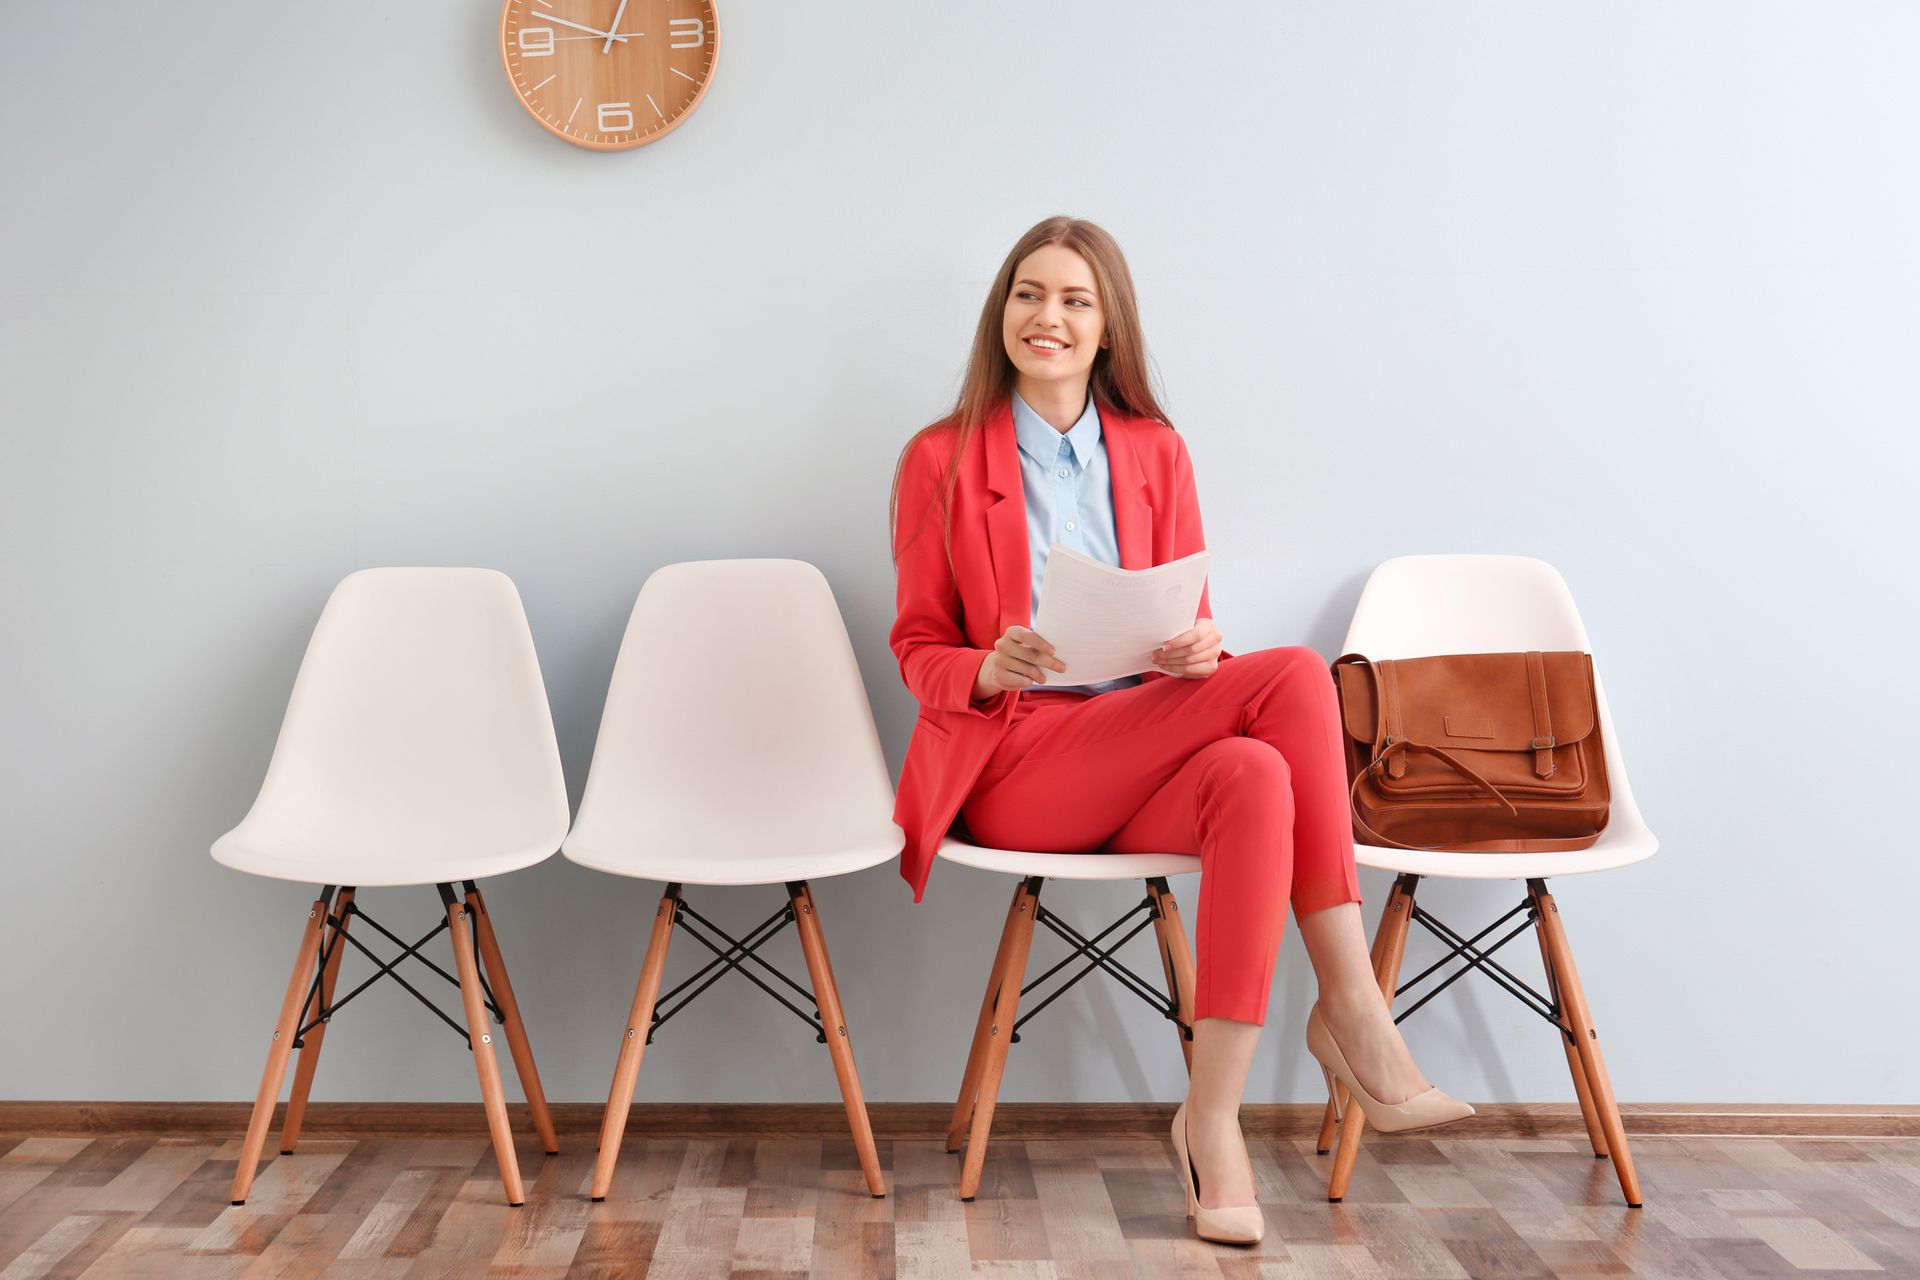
left=889, top=216, right=1175, bottom=566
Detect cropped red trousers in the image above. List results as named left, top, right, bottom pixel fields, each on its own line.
left=959, top=645, right=1362, bottom=1025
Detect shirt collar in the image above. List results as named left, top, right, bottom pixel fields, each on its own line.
left=1012, top=392, right=1103, bottom=471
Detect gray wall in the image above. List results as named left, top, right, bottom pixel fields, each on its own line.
left=3, top=2, right=1914, bottom=1107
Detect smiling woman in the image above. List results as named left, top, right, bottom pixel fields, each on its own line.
left=886, top=216, right=1475, bottom=1246
left=498, top=0, right=718, bottom=151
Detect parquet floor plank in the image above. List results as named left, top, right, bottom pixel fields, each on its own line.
left=644, top=1184, right=745, bottom=1279
left=1841, top=1224, right=1920, bottom=1276
left=0, top=1141, right=149, bottom=1273
left=485, top=1149, right=597, bottom=1273
left=0, top=1209, right=123, bottom=1280
left=398, top=1166, right=517, bottom=1280
left=0, top=1140, right=93, bottom=1222
left=889, top=1141, right=969, bottom=1280
left=70, top=1225, right=212, bottom=1280
left=1026, top=1152, right=1128, bottom=1265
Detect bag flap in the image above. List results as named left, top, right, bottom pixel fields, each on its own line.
left=1337, top=652, right=1596, bottom=749
left=1336, top=663, right=1379, bottom=743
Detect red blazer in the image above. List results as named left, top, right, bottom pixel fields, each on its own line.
left=889, top=398, right=1221, bottom=900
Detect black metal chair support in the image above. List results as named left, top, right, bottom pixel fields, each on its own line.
left=1009, top=884, right=1188, bottom=1043
left=644, top=889, right=828, bottom=1044
left=1390, top=888, right=1568, bottom=1041
left=290, top=883, right=505, bottom=1050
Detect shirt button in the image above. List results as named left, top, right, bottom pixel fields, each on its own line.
left=1065, top=521, right=1077, bottom=532
left=1058, top=468, right=1070, bottom=478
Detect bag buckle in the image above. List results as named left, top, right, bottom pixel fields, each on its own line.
left=1376, top=735, right=1408, bottom=779
left=1530, top=735, right=1557, bottom=780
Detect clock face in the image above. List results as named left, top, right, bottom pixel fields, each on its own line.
left=500, top=0, right=718, bottom=150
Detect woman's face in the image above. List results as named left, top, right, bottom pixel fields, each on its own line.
left=1002, top=244, right=1105, bottom=390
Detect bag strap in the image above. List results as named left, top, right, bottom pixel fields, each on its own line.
left=1357, top=739, right=1515, bottom=809
left=1345, top=733, right=1516, bottom=852
left=1349, top=742, right=1603, bottom=853
left=1348, top=743, right=1607, bottom=853
left=1525, top=650, right=1555, bottom=779
left=1378, top=659, right=1408, bottom=779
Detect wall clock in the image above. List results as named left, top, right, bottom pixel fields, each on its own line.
left=500, top=1, right=718, bottom=150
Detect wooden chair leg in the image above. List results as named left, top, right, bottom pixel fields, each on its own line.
left=958, top=877, right=1042, bottom=1201
left=1319, top=890, right=1396, bottom=1155
left=946, top=883, right=1027, bottom=1153
left=789, top=881, right=886, bottom=1198
left=279, top=888, right=355, bottom=1155
left=464, top=884, right=558, bottom=1155
left=590, top=885, right=681, bottom=1202
left=231, top=890, right=333, bottom=1204
left=1533, top=898, right=1609, bottom=1160
left=1328, top=874, right=1417, bottom=1203
left=1530, top=880, right=1642, bottom=1207
left=447, top=890, right=524, bottom=1207
left=1146, top=878, right=1198, bottom=1073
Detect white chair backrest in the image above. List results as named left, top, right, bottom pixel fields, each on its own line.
left=1340, top=555, right=1651, bottom=840
left=220, top=568, right=569, bottom=872
left=566, top=559, right=898, bottom=867
left=1342, top=556, right=1590, bottom=657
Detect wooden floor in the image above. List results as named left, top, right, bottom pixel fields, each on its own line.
left=2, top=1131, right=1917, bottom=1278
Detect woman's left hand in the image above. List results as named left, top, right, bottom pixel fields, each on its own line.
left=1153, top=618, right=1223, bottom=679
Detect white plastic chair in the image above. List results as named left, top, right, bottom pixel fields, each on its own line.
left=214, top=568, right=569, bottom=1207
left=1319, top=555, right=1656, bottom=1208
left=563, top=559, right=902, bottom=1202
left=936, top=840, right=1203, bottom=1201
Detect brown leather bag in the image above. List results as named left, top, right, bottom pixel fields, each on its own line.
left=1332, top=651, right=1609, bottom=852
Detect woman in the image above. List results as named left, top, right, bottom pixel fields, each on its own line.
left=888, top=216, right=1472, bottom=1246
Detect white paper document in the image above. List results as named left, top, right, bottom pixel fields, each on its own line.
left=1031, top=545, right=1212, bottom=686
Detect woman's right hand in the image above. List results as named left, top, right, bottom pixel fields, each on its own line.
left=973, top=625, right=1068, bottom=700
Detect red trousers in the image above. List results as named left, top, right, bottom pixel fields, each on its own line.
left=959, top=646, right=1362, bottom=1025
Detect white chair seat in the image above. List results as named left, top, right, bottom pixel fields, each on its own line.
left=212, top=838, right=558, bottom=889
left=565, top=836, right=900, bottom=887
left=938, top=835, right=1200, bottom=881
left=1353, top=830, right=1657, bottom=882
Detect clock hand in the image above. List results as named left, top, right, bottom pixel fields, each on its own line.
left=551, top=30, right=643, bottom=40
left=601, top=0, right=632, bottom=54
left=531, top=12, right=627, bottom=42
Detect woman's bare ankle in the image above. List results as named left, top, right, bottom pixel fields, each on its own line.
left=1316, top=995, right=1428, bottom=1105
left=1318, top=986, right=1389, bottom=1037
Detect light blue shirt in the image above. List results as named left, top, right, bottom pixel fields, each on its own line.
left=1012, top=392, right=1142, bottom=697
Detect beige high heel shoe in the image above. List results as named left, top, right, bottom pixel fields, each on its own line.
left=1170, top=1103, right=1264, bottom=1246
left=1306, top=1003, right=1475, bottom=1133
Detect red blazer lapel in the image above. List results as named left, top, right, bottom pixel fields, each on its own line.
left=982, top=402, right=1032, bottom=635
left=1104, top=410, right=1153, bottom=572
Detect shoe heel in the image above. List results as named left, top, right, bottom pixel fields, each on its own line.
left=1320, top=1064, right=1344, bottom=1123
left=1171, top=1105, right=1198, bottom=1219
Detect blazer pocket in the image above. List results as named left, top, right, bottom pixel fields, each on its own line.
left=914, top=717, right=953, bottom=745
